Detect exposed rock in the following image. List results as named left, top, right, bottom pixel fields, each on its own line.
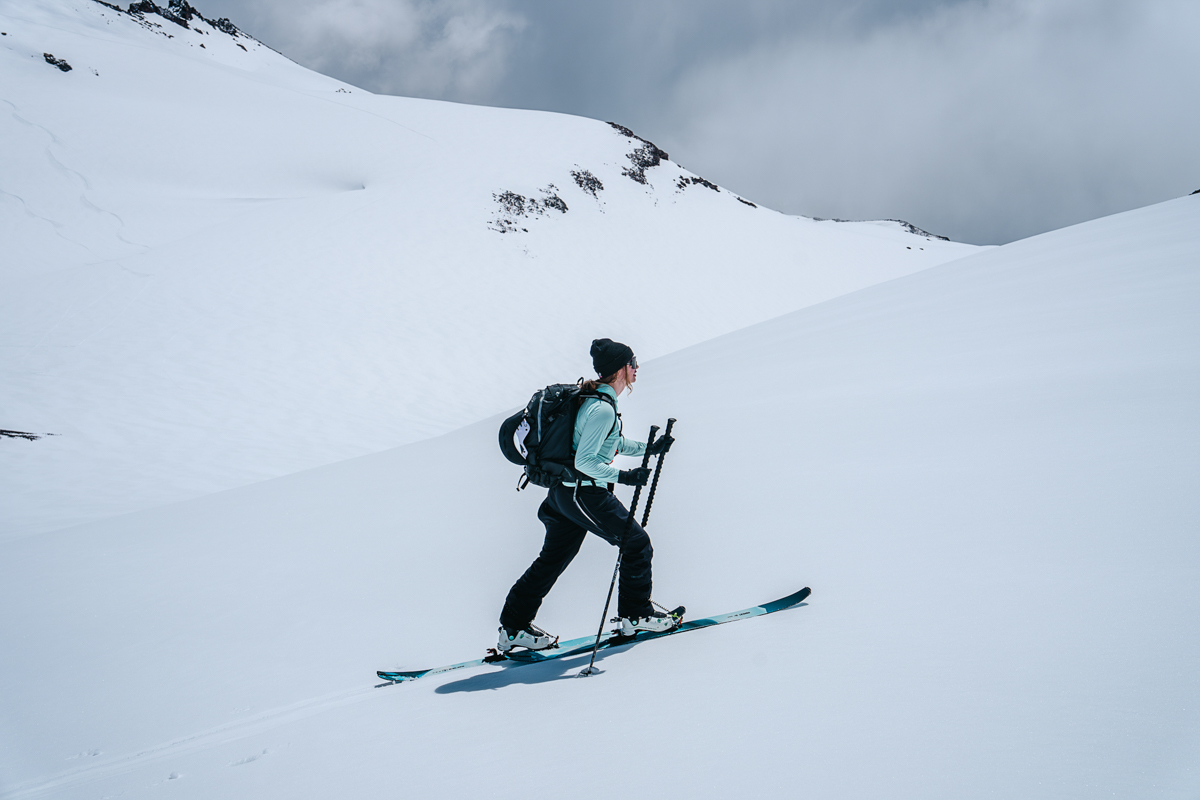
left=624, top=143, right=666, bottom=185
left=166, top=0, right=198, bottom=23
left=542, top=193, right=568, bottom=213
left=489, top=186, right=567, bottom=233
left=125, top=0, right=196, bottom=28
left=607, top=122, right=670, bottom=185
left=127, top=0, right=185, bottom=28
left=43, top=53, right=72, bottom=71
left=737, top=197, right=757, bottom=208
left=494, top=190, right=528, bottom=220
left=1, top=429, right=52, bottom=441
left=677, top=175, right=719, bottom=192
left=90, top=0, right=246, bottom=39
left=1191, top=188, right=1199, bottom=195
left=812, top=216, right=950, bottom=241
left=571, top=169, right=603, bottom=198
left=884, top=219, right=949, bottom=240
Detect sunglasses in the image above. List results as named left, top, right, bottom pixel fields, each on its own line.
left=629, top=356, right=638, bottom=370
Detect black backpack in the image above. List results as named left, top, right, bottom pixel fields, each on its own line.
left=499, top=383, right=618, bottom=490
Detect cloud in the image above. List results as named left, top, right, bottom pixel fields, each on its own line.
left=658, top=0, right=1200, bottom=243
left=225, top=0, right=526, bottom=101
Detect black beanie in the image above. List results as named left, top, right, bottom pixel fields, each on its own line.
left=591, top=338, right=634, bottom=378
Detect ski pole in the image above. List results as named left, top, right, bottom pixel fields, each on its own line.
left=640, top=418, right=675, bottom=529
left=579, top=424, right=658, bottom=678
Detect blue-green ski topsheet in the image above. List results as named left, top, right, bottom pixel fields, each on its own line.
left=377, top=587, right=810, bottom=683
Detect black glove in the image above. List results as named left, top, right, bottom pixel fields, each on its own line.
left=618, top=467, right=651, bottom=486
left=646, top=434, right=674, bottom=457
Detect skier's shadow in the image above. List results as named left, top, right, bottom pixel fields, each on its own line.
left=433, top=601, right=809, bottom=692
left=434, top=645, right=630, bottom=693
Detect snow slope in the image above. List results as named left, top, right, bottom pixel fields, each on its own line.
left=1, top=194, right=1196, bottom=799
left=0, top=0, right=979, bottom=538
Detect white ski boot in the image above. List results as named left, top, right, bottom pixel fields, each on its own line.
left=497, top=624, right=557, bottom=653
left=619, top=608, right=680, bottom=637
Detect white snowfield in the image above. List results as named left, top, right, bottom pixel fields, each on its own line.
left=0, top=0, right=978, bottom=539
left=2, top=2, right=1198, bottom=799
left=1, top=186, right=1197, bottom=797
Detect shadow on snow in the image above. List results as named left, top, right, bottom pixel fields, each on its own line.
left=432, top=600, right=808, bottom=693
left=433, top=641, right=637, bottom=693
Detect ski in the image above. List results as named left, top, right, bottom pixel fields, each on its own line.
left=377, top=586, right=811, bottom=684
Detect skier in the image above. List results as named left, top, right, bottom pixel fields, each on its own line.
left=497, top=338, right=677, bottom=652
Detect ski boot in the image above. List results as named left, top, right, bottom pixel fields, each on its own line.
left=618, top=607, right=682, bottom=637
left=496, top=623, right=558, bottom=653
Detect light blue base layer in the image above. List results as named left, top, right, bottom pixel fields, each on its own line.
left=377, top=587, right=810, bottom=684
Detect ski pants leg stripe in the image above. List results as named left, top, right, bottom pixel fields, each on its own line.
left=499, top=483, right=654, bottom=630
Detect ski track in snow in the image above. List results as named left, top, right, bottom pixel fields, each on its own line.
left=3, top=97, right=143, bottom=250
left=1, top=683, right=380, bottom=799
left=0, top=102, right=105, bottom=257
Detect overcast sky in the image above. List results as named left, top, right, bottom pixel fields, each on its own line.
left=199, top=0, right=1200, bottom=244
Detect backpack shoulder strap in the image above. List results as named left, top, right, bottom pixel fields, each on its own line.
left=582, top=391, right=620, bottom=439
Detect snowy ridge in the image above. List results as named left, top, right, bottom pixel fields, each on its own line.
left=0, top=0, right=980, bottom=538
left=90, top=0, right=249, bottom=43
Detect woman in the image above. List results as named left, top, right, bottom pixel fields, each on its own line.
left=498, top=338, right=676, bottom=652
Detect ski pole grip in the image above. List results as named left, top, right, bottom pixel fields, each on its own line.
left=641, top=425, right=660, bottom=470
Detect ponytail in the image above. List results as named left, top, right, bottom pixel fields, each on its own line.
left=579, top=371, right=620, bottom=394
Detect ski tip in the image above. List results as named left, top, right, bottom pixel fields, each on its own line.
left=760, top=587, right=811, bottom=613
